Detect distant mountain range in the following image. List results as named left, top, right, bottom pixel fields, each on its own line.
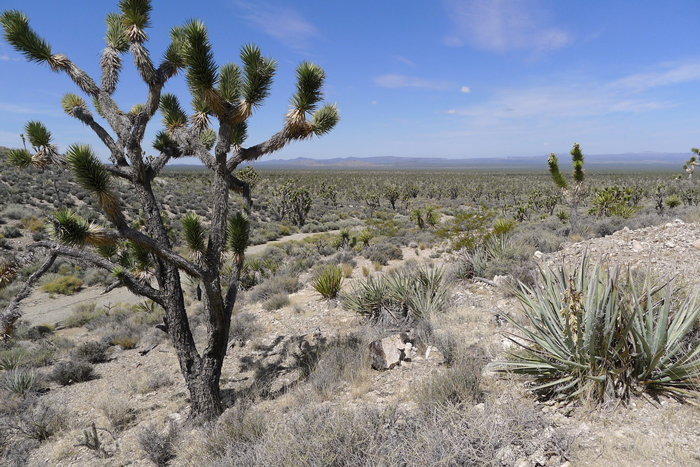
left=237, top=153, right=690, bottom=172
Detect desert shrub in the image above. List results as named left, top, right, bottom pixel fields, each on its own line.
left=263, top=293, right=290, bottom=311
left=0, top=343, right=54, bottom=369
left=112, top=334, right=139, bottom=350
left=81, top=267, right=112, bottom=286
left=362, top=242, right=402, bottom=265
left=311, top=264, right=344, bottom=299
left=62, top=302, right=105, bottom=328
left=50, top=360, right=96, bottom=386
left=202, top=402, right=268, bottom=459
left=494, top=254, right=700, bottom=404
left=418, top=356, right=484, bottom=414
left=0, top=368, right=40, bottom=396
left=40, top=275, right=83, bottom=295
left=99, top=396, right=135, bottom=431
left=0, top=348, right=27, bottom=371
left=2, top=398, right=66, bottom=442
left=199, top=397, right=568, bottom=467
left=249, top=274, right=300, bottom=303
left=340, top=263, right=353, bottom=278
left=71, top=341, right=110, bottom=364
left=1, top=226, right=22, bottom=239
left=307, top=334, right=369, bottom=400
left=513, top=228, right=563, bottom=253
left=2, top=205, right=34, bottom=220
left=130, top=371, right=173, bottom=394
left=229, top=312, right=263, bottom=346
left=137, top=423, right=179, bottom=467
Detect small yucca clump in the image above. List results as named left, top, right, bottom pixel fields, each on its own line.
left=312, top=264, right=344, bottom=299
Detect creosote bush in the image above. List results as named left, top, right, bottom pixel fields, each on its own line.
left=40, top=275, right=83, bottom=295
left=50, top=360, right=96, bottom=386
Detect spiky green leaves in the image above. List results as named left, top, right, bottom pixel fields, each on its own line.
left=570, top=143, right=584, bottom=183
left=163, top=26, right=186, bottom=71
left=6, top=149, right=33, bottom=169
left=105, top=12, right=129, bottom=52
left=159, top=93, right=187, bottom=130
left=61, top=94, right=90, bottom=118
left=218, top=62, right=241, bottom=103
left=118, top=0, right=151, bottom=42
left=49, top=209, right=110, bottom=247
left=290, top=61, right=325, bottom=114
left=231, top=122, right=248, bottom=146
left=23, top=121, right=61, bottom=166
left=182, top=212, right=206, bottom=263
left=311, top=103, right=340, bottom=137
left=25, top=120, right=52, bottom=148
left=65, top=144, right=121, bottom=219
left=548, top=153, right=567, bottom=190
left=240, top=44, right=276, bottom=116
left=129, top=103, right=144, bottom=115
left=153, top=131, right=177, bottom=153
left=227, top=212, right=250, bottom=264
left=199, top=128, right=216, bottom=150
left=181, top=19, right=220, bottom=112
left=0, top=10, right=53, bottom=65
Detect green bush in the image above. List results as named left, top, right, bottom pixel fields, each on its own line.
left=0, top=368, right=40, bottom=396
left=341, top=265, right=451, bottom=322
left=49, top=360, right=96, bottom=386
left=62, top=302, right=104, bottom=328
left=40, top=275, right=83, bottom=295
left=263, top=293, right=290, bottom=311
left=311, top=264, right=344, bottom=299
left=494, top=255, right=700, bottom=404
left=71, top=341, right=110, bottom=364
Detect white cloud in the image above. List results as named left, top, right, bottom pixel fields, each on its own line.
left=374, top=74, right=452, bottom=90
left=461, top=86, right=471, bottom=93
left=0, top=103, right=63, bottom=117
left=371, top=101, right=377, bottom=105
left=443, top=60, right=700, bottom=122
left=235, top=1, right=319, bottom=50
left=395, top=56, right=415, bottom=67
left=442, top=0, right=571, bottom=54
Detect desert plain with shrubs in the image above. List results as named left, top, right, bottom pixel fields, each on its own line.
left=2, top=1, right=700, bottom=466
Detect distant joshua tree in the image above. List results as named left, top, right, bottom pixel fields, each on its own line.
left=0, top=0, right=338, bottom=421
left=547, top=143, right=585, bottom=235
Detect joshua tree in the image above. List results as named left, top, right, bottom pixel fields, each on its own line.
left=675, top=149, right=700, bottom=205
left=547, top=143, right=585, bottom=235
left=0, top=1, right=338, bottom=421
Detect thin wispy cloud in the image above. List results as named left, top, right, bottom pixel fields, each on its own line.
left=461, top=86, right=471, bottom=93
left=443, top=60, right=700, bottom=124
left=235, top=1, right=319, bottom=50
left=374, top=74, right=452, bottom=90
left=443, top=0, right=571, bottom=55
left=0, top=103, right=63, bottom=117
left=395, top=56, right=415, bottom=67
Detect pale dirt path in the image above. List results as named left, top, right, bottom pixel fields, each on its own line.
left=19, top=230, right=341, bottom=327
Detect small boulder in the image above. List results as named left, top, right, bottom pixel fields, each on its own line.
left=369, top=333, right=408, bottom=370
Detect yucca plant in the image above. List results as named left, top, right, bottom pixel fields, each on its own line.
left=312, top=264, right=344, bottom=299
left=341, top=265, right=451, bottom=323
left=1, top=367, right=39, bottom=396
left=494, top=255, right=700, bottom=404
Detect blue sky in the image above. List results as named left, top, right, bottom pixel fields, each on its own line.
left=1, top=0, right=700, bottom=162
